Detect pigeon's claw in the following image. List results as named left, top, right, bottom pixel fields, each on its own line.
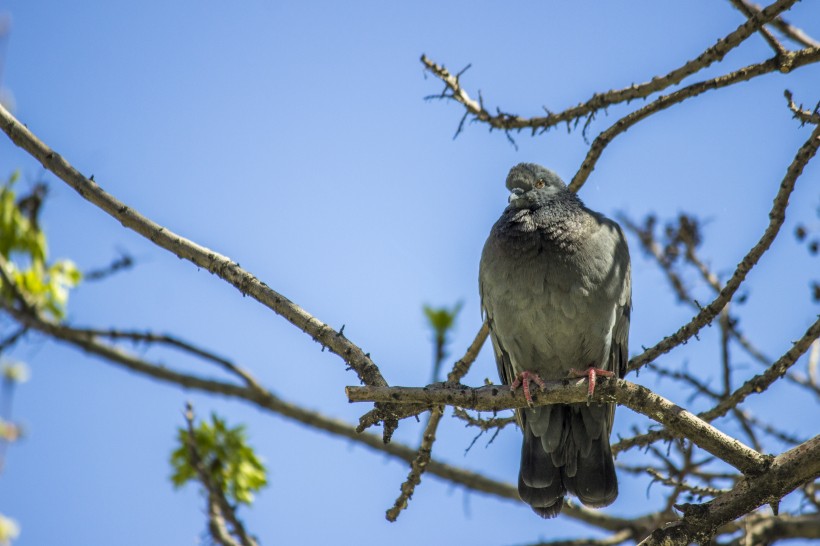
left=569, top=365, right=615, bottom=398
left=510, top=371, right=547, bottom=406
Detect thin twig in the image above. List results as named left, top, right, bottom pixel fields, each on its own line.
left=728, top=0, right=788, bottom=56
left=385, top=321, right=488, bottom=521
left=628, top=121, right=820, bottom=372
left=730, top=0, right=820, bottom=48
left=569, top=47, right=820, bottom=191
left=420, top=0, right=800, bottom=137
left=784, top=89, right=820, bottom=125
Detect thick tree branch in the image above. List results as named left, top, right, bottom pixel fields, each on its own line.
left=347, top=379, right=770, bottom=475
left=638, top=435, right=820, bottom=545
left=0, top=294, right=646, bottom=532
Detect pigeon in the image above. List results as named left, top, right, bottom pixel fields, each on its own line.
left=479, top=163, right=631, bottom=518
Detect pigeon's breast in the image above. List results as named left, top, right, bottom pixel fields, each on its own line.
left=480, top=230, right=619, bottom=378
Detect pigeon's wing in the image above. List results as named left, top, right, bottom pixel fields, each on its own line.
left=605, top=223, right=632, bottom=432
left=611, top=254, right=631, bottom=380
left=479, top=273, right=514, bottom=387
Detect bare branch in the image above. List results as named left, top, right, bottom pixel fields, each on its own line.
left=638, top=435, right=820, bottom=545
left=628, top=121, right=820, bottom=372
left=731, top=513, right=820, bottom=545
left=385, top=320, right=488, bottom=521
left=385, top=406, right=443, bottom=522
left=730, top=0, right=820, bottom=48
left=0, top=276, right=647, bottom=532
left=82, top=253, right=134, bottom=282
left=613, top=317, right=820, bottom=456
left=784, top=89, right=820, bottom=125
left=569, top=47, right=820, bottom=191
left=621, top=212, right=820, bottom=399
left=73, top=327, right=265, bottom=392
left=0, top=102, right=406, bottom=441
left=421, top=0, right=801, bottom=136
left=700, top=316, right=820, bottom=422
left=728, top=0, right=788, bottom=56
left=523, top=528, right=634, bottom=546
left=347, top=379, right=770, bottom=475
left=0, top=326, right=26, bottom=354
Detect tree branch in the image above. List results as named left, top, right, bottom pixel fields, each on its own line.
left=0, top=293, right=647, bottom=532
left=347, top=379, right=770, bottom=475
left=0, top=102, right=407, bottom=441
left=421, top=0, right=800, bottom=136
left=729, top=0, right=820, bottom=48
left=784, top=89, right=820, bottom=125
left=638, top=435, right=820, bottom=545
left=627, top=120, right=820, bottom=371
left=385, top=322, right=487, bottom=521
left=569, top=47, right=820, bottom=191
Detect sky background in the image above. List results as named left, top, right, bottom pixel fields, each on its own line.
left=0, top=2, right=819, bottom=545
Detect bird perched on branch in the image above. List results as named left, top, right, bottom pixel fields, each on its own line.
left=479, top=163, right=631, bottom=518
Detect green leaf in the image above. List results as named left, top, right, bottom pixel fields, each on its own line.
left=422, top=301, right=463, bottom=337
left=170, top=413, right=268, bottom=506
left=0, top=174, right=83, bottom=320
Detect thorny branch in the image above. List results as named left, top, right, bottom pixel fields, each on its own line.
left=421, top=0, right=800, bottom=138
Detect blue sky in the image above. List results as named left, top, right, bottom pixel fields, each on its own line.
left=1, top=2, right=819, bottom=545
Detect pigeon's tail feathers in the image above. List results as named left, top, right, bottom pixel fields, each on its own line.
left=518, top=425, right=566, bottom=518
left=562, top=406, right=618, bottom=508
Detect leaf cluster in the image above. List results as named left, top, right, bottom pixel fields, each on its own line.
left=0, top=172, right=80, bottom=319
left=170, top=413, right=268, bottom=506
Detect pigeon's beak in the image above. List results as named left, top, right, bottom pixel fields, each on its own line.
left=508, top=187, right=525, bottom=204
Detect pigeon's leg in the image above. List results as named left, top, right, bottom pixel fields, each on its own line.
left=510, top=371, right=547, bottom=405
left=568, top=364, right=615, bottom=398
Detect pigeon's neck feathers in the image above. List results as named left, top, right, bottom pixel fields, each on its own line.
left=534, top=191, right=589, bottom=248
left=500, top=189, right=589, bottom=248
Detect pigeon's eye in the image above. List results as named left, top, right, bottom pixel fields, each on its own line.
left=534, top=179, right=546, bottom=189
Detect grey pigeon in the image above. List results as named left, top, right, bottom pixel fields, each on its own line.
left=479, top=163, right=631, bottom=518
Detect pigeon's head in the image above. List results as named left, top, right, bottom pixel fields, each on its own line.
left=505, top=163, right=567, bottom=209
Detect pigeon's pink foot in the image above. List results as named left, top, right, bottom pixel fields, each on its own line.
left=569, top=365, right=615, bottom=397
left=510, top=371, right=547, bottom=405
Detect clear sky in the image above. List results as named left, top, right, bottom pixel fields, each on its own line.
left=0, top=2, right=819, bottom=545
